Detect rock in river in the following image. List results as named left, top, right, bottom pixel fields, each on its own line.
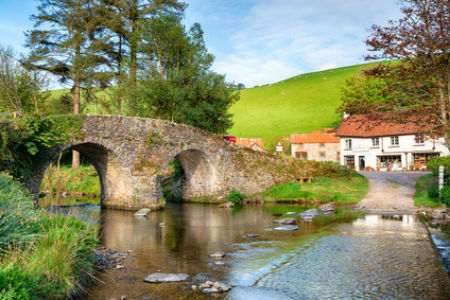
left=298, top=209, right=320, bottom=221
left=273, top=218, right=297, bottom=225
left=318, top=203, right=335, bottom=215
left=144, top=272, right=190, bottom=283
left=209, top=251, right=226, bottom=259
left=274, top=225, right=298, bottom=231
left=298, top=209, right=319, bottom=217
left=242, top=234, right=259, bottom=238
left=134, top=208, right=151, bottom=217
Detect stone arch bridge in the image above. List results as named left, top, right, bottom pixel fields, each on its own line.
left=29, top=115, right=293, bottom=210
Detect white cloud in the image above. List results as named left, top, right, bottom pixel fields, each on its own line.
left=214, top=55, right=300, bottom=87
left=319, top=63, right=338, bottom=71
left=212, top=0, right=402, bottom=86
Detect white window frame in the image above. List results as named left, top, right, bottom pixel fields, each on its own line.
left=371, top=137, right=380, bottom=147
left=390, top=136, right=399, bottom=146
left=345, top=139, right=352, bottom=150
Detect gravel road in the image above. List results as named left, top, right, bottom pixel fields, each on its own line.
left=356, top=171, right=429, bottom=213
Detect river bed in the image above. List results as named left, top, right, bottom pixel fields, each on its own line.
left=42, top=198, right=450, bottom=300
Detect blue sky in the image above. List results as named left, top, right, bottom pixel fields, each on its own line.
left=0, top=0, right=402, bottom=87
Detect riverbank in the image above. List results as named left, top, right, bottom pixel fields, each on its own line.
left=0, top=173, right=98, bottom=300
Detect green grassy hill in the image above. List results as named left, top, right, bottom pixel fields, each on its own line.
left=229, top=63, right=374, bottom=146
left=48, top=63, right=373, bottom=147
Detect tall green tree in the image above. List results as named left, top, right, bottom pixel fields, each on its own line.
left=94, top=0, right=185, bottom=114
left=136, top=14, right=240, bottom=133
left=24, top=0, right=110, bottom=169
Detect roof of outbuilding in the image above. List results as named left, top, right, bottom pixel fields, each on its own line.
left=335, top=114, right=431, bottom=137
left=290, top=133, right=340, bottom=144
left=236, top=138, right=265, bottom=149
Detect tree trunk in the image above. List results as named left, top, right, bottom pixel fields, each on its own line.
left=72, top=42, right=81, bottom=170
left=128, top=0, right=138, bottom=114
left=117, top=35, right=123, bottom=115
left=72, top=78, right=81, bottom=170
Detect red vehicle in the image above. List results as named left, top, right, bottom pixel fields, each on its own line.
left=223, top=135, right=236, bottom=143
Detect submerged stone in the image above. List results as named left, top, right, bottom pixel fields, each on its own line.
left=274, top=225, right=298, bottom=231
left=285, top=212, right=296, bottom=215
left=144, top=272, right=190, bottom=283
left=134, top=208, right=151, bottom=217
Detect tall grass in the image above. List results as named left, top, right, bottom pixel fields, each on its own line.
left=0, top=173, right=98, bottom=300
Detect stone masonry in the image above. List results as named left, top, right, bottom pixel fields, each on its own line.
left=29, top=115, right=304, bottom=210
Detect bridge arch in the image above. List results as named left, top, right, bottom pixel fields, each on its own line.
left=163, top=147, right=222, bottom=200
left=31, top=140, right=135, bottom=209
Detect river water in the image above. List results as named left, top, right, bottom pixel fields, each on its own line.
left=43, top=199, right=450, bottom=300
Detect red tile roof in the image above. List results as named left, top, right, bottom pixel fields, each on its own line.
left=335, top=115, right=431, bottom=137
left=290, top=133, right=340, bottom=144
left=236, top=138, right=265, bottom=149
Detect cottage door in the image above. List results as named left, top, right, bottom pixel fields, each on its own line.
left=359, top=156, right=365, bottom=171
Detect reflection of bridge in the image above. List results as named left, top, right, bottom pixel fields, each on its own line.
left=29, top=115, right=281, bottom=210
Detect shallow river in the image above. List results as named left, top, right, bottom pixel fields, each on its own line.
left=44, top=200, right=450, bottom=300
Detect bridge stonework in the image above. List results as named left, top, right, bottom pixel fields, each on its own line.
left=30, top=115, right=287, bottom=210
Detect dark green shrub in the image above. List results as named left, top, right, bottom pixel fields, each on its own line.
left=226, top=189, right=244, bottom=204
left=442, top=186, right=450, bottom=205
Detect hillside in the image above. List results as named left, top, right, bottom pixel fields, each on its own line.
left=229, top=63, right=375, bottom=147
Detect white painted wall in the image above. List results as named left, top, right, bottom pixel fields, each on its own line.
left=339, top=135, right=449, bottom=171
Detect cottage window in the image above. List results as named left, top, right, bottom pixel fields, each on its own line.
left=415, top=134, right=424, bottom=144
left=319, top=152, right=326, bottom=158
left=344, top=155, right=355, bottom=169
left=319, top=143, right=325, bottom=148
left=371, top=137, right=379, bottom=147
left=345, top=139, right=352, bottom=150
left=295, top=151, right=308, bottom=159
left=390, top=136, right=399, bottom=146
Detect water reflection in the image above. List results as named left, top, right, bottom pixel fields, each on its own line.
left=42, top=198, right=450, bottom=300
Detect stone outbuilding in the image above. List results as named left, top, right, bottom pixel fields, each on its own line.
left=290, top=132, right=340, bottom=162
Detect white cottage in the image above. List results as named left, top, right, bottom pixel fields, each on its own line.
left=335, top=115, right=449, bottom=171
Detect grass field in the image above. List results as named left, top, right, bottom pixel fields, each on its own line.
left=258, top=175, right=368, bottom=204
left=228, top=63, right=375, bottom=146
left=414, top=174, right=445, bottom=208
left=49, top=63, right=374, bottom=148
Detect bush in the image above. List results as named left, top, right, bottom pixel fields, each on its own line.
left=427, top=156, right=450, bottom=177
left=226, top=189, right=244, bottom=204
